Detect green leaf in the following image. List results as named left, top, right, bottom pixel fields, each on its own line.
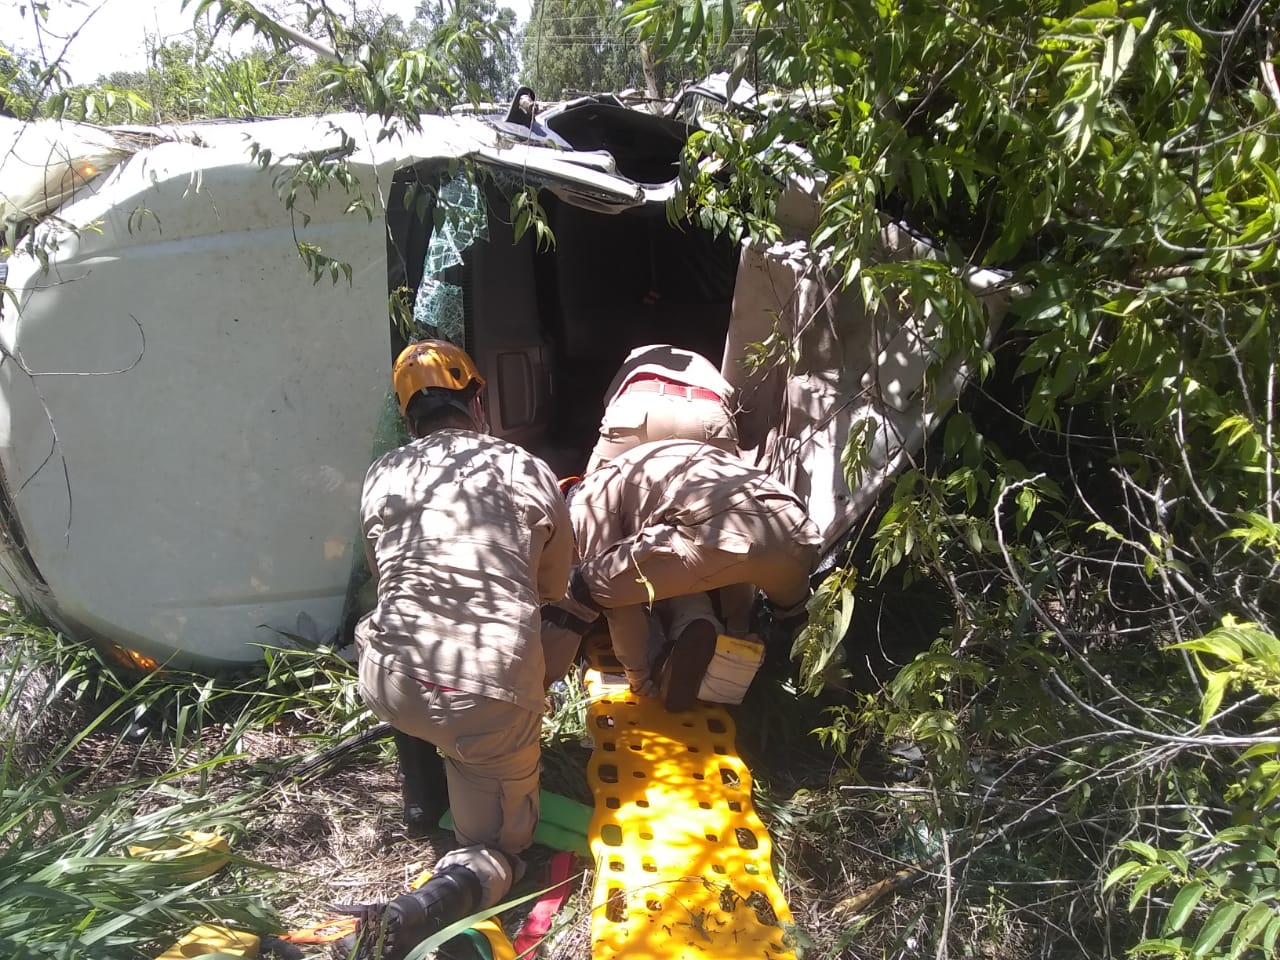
left=1192, top=901, right=1244, bottom=956
left=1130, top=864, right=1172, bottom=911
left=1262, top=914, right=1280, bottom=957
left=1101, top=23, right=1137, bottom=92
left=1073, top=0, right=1118, bottom=18
left=1104, top=860, right=1144, bottom=890
left=1123, top=841, right=1160, bottom=863
left=1016, top=486, right=1038, bottom=530
left=1229, top=903, right=1274, bottom=958
left=1200, top=672, right=1229, bottom=728
left=1132, top=939, right=1195, bottom=955
left=1165, top=882, right=1205, bottom=934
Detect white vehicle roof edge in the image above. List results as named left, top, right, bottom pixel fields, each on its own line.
left=2, top=112, right=667, bottom=236
left=474, top=144, right=646, bottom=206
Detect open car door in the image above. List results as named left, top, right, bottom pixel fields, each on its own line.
left=723, top=220, right=1015, bottom=559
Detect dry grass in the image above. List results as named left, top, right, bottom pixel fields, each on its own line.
left=61, top=715, right=601, bottom=954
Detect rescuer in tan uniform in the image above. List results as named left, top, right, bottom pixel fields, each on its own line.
left=585, top=344, right=739, bottom=473
left=356, top=340, right=574, bottom=911
left=546, top=438, right=822, bottom=710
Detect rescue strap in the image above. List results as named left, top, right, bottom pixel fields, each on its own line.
left=513, top=850, right=576, bottom=957
left=621, top=374, right=723, bottom=403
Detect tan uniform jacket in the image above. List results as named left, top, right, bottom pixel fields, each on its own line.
left=599, top=344, right=735, bottom=410
left=572, top=439, right=821, bottom=564
left=358, top=429, right=574, bottom=713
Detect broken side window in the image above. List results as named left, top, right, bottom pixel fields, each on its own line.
left=411, top=171, right=489, bottom=344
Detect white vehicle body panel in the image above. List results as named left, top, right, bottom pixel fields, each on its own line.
left=0, top=110, right=1013, bottom=668
left=0, top=113, right=627, bottom=666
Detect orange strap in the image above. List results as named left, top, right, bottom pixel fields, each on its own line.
left=278, top=916, right=358, bottom=944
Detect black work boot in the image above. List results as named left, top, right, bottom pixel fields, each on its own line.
left=393, top=732, right=448, bottom=836
left=329, top=864, right=484, bottom=960
left=659, top=619, right=718, bottom=713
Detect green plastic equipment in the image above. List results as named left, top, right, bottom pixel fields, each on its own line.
left=440, top=789, right=591, bottom=858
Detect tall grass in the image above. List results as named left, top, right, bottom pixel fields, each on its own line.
left=0, top=602, right=382, bottom=958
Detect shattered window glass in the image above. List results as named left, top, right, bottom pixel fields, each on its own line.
left=412, top=171, right=488, bottom=344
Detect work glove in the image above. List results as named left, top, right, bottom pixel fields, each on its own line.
left=761, top=592, right=813, bottom=648
left=625, top=667, right=658, bottom=697
left=568, top=565, right=602, bottom=613
left=542, top=603, right=595, bottom=636
left=554, top=568, right=603, bottom=628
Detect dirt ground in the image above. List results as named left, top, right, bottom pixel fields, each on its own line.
left=227, top=728, right=599, bottom=959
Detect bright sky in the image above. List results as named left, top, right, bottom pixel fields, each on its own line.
left=3, top=0, right=532, bottom=84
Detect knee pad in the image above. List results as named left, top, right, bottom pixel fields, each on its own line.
left=435, top=844, right=521, bottom=909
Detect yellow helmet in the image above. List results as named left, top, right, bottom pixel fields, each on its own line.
left=392, top=340, right=485, bottom=414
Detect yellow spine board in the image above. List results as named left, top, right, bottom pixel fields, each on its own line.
left=582, top=643, right=796, bottom=959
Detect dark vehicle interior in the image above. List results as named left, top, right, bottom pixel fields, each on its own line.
left=385, top=100, right=740, bottom=475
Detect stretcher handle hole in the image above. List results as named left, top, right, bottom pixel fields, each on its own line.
left=728, top=800, right=742, bottom=812
left=606, top=888, right=626, bottom=922
left=698, top=801, right=711, bottom=810
left=735, top=828, right=759, bottom=850
left=636, top=799, right=649, bottom=808
left=603, top=742, right=616, bottom=751
left=719, top=768, right=740, bottom=787
left=601, top=824, right=623, bottom=846
left=606, top=797, right=620, bottom=809
left=707, top=718, right=727, bottom=734
left=596, top=715, right=615, bottom=729
left=609, top=859, right=624, bottom=872
left=599, top=764, right=619, bottom=783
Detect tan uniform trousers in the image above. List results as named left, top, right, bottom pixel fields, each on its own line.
left=586, top=391, right=739, bottom=474
left=358, top=655, right=541, bottom=857
left=581, top=525, right=817, bottom=673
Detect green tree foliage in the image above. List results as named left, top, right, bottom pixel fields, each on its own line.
left=520, top=0, right=643, bottom=98
left=0, top=44, right=46, bottom=117
left=520, top=0, right=756, bottom=101
left=627, top=0, right=1280, bottom=955
left=181, top=0, right=497, bottom=124
left=77, top=34, right=339, bottom=123
left=411, top=0, right=520, bottom=102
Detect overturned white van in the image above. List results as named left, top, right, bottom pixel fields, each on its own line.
left=0, top=97, right=1013, bottom=669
